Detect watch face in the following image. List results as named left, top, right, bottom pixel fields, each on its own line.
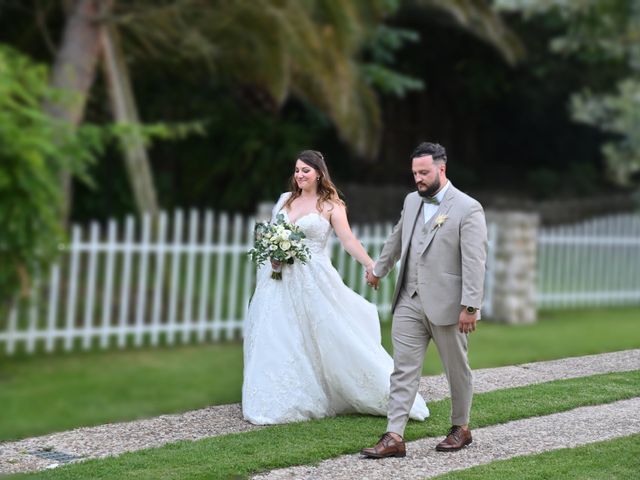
left=466, top=306, right=475, bottom=313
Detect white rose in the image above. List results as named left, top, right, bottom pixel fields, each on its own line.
left=280, top=240, right=291, bottom=251
left=269, top=244, right=278, bottom=251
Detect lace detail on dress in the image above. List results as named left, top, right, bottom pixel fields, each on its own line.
left=282, top=211, right=331, bottom=257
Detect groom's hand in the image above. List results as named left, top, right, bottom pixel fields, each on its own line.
left=458, top=309, right=477, bottom=334
left=365, top=265, right=380, bottom=290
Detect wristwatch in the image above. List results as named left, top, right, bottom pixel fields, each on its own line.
left=465, top=306, right=477, bottom=314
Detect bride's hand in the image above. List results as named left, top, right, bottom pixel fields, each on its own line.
left=270, top=259, right=282, bottom=269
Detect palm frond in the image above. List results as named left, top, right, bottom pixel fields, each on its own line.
left=112, top=0, right=390, bottom=157
left=407, top=0, right=525, bottom=65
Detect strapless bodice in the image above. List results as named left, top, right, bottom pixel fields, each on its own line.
left=281, top=210, right=332, bottom=256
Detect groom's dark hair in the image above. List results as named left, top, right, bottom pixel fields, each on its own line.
left=411, top=142, right=447, bottom=163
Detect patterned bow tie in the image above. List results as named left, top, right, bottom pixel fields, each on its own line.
left=422, top=196, right=440, bottom=206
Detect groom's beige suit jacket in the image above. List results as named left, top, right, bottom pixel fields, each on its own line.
left=375, top=183, right=488, bottom=326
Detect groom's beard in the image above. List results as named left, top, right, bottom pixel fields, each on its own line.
left=417, top=177, right=441, bottom=198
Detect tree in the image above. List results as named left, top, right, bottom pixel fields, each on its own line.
left=113, top=0, right=522, bottom=159
left=113, top=0, right=392, bottom=159
left=0, top=44, right=102, bottom=310
left=3, top=0, right=524, bottom=219
left=101, top=23, right=159, bottom=215
left=43, top=0, right=112, bottom=221
left=495, top=0, right=640, bottom=185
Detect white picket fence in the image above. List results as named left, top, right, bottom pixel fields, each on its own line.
left=0, top=210, right=411, bottom=355
left=537, top=213, right=640, bottom=308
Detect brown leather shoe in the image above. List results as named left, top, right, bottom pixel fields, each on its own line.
left=361, top=432, right=406, bottom=458
left=435, top=426, right=472, bottom=452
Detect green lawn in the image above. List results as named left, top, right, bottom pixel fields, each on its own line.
left=0, top=343, right=243, bottom=442
left=10, top=371, right=640, bottom=480
left=433, top=433, right=640, bottom=480
left=1, top=306, right=639, bottom=441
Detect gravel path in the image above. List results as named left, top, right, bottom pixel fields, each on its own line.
left=254, top=397, right=640, bottom=480
left=0, top=349, right=638, bottom=476
left=418, top=348, right=639, bottom=401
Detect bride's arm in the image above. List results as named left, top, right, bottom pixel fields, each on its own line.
left=329, top=203, right=374, bottom=270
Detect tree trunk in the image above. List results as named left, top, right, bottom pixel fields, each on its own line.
left=44, top=0, right=113, bottom=224
left=101, top=24, right=159, bottom=215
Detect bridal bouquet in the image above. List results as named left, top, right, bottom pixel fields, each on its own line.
left=248, top=213, right=311, bottom=279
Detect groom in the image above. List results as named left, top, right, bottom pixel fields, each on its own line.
left=362, top=142, right=487, bottom=457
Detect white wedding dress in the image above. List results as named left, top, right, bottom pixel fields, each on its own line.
left=242, top=193, right=429, bottom=424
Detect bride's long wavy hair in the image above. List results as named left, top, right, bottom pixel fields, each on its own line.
left=283, top=150, right=345, bottom=213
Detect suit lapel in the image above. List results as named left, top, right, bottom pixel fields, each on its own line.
left=403, top=194, right=423, bottom=252
left=418, top=183, right=457, bottom=255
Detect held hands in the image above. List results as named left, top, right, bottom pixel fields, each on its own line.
left=270, top=259, right=281, bottom=270
left=365, top=263, right=380, bottom=290
left=458, top=308, right=477, bottom=334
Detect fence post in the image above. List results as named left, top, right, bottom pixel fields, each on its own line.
left=485, top=211, right=539, bottom=324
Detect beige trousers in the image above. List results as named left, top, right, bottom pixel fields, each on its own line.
left=387, top=289, right=473, bottom=437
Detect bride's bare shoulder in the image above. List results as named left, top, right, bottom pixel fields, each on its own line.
left=321, top=198, right=345, bottom=211
left=328, top=199, right=348, bottom=214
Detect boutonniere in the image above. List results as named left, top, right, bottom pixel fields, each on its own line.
left=433, top=214, right=448, bottom=231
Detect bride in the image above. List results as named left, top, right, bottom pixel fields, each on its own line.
left=242, top=150, right=429, bottom=425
